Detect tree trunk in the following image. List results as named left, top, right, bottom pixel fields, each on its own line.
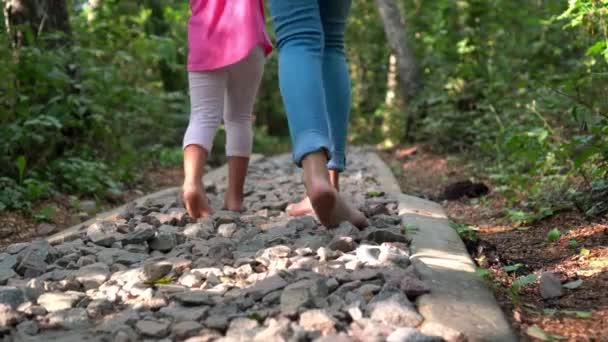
left=4, top=0, right=71, bottom=47
left=374, top=0, right=419, bottom=104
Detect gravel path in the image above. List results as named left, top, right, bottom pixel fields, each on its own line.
left=0, top=150, right=447, bottom=341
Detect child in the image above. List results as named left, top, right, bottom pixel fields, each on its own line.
left=183, top=0, right=272, bottom=218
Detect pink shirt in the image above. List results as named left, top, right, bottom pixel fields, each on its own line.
left=188, top=0, right=272, bottom=71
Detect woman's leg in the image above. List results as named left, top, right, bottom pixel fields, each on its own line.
left=286, top=0, right=351, bottom=217
left=222, top=47, right=265, bottom=212
left=182, top=70, right=227, bottom=218
left=269, top=0, right=366, bottom=228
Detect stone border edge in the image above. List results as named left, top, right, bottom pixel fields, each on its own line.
left=46, top=154, right=265, bottom=245
left=366, top=151, right=517, bottom=342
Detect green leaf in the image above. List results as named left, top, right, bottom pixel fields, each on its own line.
left=402, top=223, right=419, bottom=234
left=546, top=228, right=561, bottom=243
left=153, top=276, right=173, bottom=284
left=366, top=191, right=384, bottom=198
left=512, top=274, right=538, bottom=292
left=526, top=325, right=566, bottom=341
left=476, top=268, right=491, bottom=279
left=562, top=279, right=583, bottom=289
left=586, top=40, right=606, bottom=56
left=562, top=310, right=592, bottom=318
left=568, top=239, right=578, bottom=249
left=503, top=263, right=524, bottom=273
left=15, top=156, right=26, bottom=184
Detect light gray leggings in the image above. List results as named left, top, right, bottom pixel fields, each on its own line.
left=183, top=47, right=265, bottom=157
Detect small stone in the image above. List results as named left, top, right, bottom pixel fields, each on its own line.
left=184, top=329, right=222, bottom=342
left=37, top=291, right=84, bottom=312
left=16, top=249, right=48, bottom=277
left=280, top=278, right=327, bottom=315
left=295, top=248, right=313, bottom=256
left=334, top=222, right=360, bottom=237
left=124, top=223, right=156, bottom=244
left=0, top=303, right=23, bottom=326
left=400, top=275, right=430, bottom=298
left=136, top=318, right=171, bottom=338
left=0, top=257, right=17, bottom=285
left=540, top=272, right=563, bottom=299
left=253, top=317, right=292, bottom=341
left=328, top=236, right=356, bottom=253
left=355, top=245, right=381, bottom=264
left=364, top=230, right=410, bottom=245
left=17, top=302, right=47, bottom=317
left=218, top=223, right=238, bottom=238
left=36, top=223, right=57, bottom=236
left=317, top=247, right=339, bottom=262
left=367, top=287, right=423, bottom=327
left=326, top=278, right=339, bottom=292
left=87, top=299, right=114, bottom=318
left=7, top=243, right=30, bottom=255
left=47, top=308, right=91, bottom=329
left=87, top=221, right=120, bottom=247
left=17, top=319, right=39, bottom=336
left=173, top=320, right=203, bottom=339
left=24, top=279, right=45, bottom=301
left=158, top=303, right=208, bottom=322
left=387, top=327, right=444, bottom=342
left=74, top=263, right=110, bottom=290
left=299, top=309, right=337, bottom=336
left=226, top=318, right=260, bottom=340
left=213, top=210, right=239, bottom=226
left=246, top=275, right=288, bottom=301
left=77, top=255, right=96, bottom=268
left=149, top=232, right=177, bottom=252
left=142, top=261, right=173, bottom=283
left=0, top=286, right=25, bottom=309
left=172, top=291, right=214, bottom=306
left=205, top=315, right=229, bottom=331
left=179, top=273, right=203, bottom=288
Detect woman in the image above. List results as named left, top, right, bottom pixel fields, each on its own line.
left=268, top=0, right=367, bottom=228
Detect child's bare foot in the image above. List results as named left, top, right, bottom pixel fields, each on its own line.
left=183, top=182, right=213, bottom=218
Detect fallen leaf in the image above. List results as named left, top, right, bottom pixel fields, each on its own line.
left=562, top=310, right=592, bottom=318
left=526, top=325, right=566, bottom=341
left=563, top=279, right=583, bottom=289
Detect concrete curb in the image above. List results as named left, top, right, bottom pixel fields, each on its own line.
left=46, top=154, right=264, bottom=245
left=369, top=152, right=517, bottom=342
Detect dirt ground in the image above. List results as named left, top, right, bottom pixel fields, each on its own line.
left=380, top=145, right=608, bottom=341
left=0, top=164, right=184, bottom=250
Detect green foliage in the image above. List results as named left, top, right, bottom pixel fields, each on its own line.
left=503, top=263, right=524, bottom=273
left=511, top=274, right=539, bottom=296
left=546, top=228, right=562, bottom=243
left=449, top=220, right=478, bottom=242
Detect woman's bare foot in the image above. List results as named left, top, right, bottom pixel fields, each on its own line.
left=183, top=182, right=213, bottom=218
left=223, top=194, right=245, bottom=213
left=302, top=152, right=367, bottom=229
left=287, top=169, right=339, bottom=217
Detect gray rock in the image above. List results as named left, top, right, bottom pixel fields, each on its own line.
left=142, top=261, right=173, bottom=283
left=253, top=317, right=292, bottom=341
left=226, top=318, right=260, bottom=340
left=86, top=299, right=114, bottom=318
left=179, top=273, right=203, bottom=288
left=37, top=291, right=84, bottom=312
left=387, top=327, right=444, bottom=342
left=540, top=272, right=563, bottom=299
left=172, top=291, right=214, bottom=306
left=158, top=303, right=208, bottom=322
left=400, top=274, right=430, bottom=298
left=135, top=318, right=171, bottom=338
left=299, top=309, right=337, bottom=336
left=17, top=319, right=39, bottom=336
left=0, top=286, right=25, bottom=309
left=247, top=275, right=288, bottom=301
left=334, top=222, right=360, bottom=238
left=76, top=255, right=96, bottom=268
left=280, top=278, right=327, bottom=315
left=355, top=245, right=382, bottom=264
left=124, top=223, right=156, bottom=244
left=366, top=287, right=423, bottom=327
left=16, top=248, right=48, bottom=278
left=7, top=243, right=30, bottom=255
left=0, top=303, right=23, bottom=327
left=364, top=230, right=410, bottom=245
left=328, top=236, right=356, bottom=253
left=87, top=221, right=121, bottom=247
left=24, top=278, right=45, bottom=301
left=17, top=302, right=47, bottom=317
left=95, top=309, right=140, bottom=334
left=0, top=255, right=17, bottom=285
left=149, top=232, right=177, bottom=252
left=213, top=210, right=239, bottom=226
left=74, top=263, right=110, bottom=290
left=47, top=308, right=90, bottom=329
left=172, top=320, right=203, bottom=339
left=218, top=223, right=238, bottom=238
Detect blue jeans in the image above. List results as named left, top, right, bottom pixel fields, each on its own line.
left=268, top=0, right=352, bottom=172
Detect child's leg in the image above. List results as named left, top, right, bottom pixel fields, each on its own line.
left=182, top=70, right=227, bottom=218
left=222, top=47, right=265, bottom=212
